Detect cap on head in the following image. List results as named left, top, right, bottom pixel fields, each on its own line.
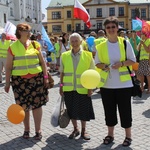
left=36, top=32, right=42, bottom=36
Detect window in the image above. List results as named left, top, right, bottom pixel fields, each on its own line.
left=86, top=9, right=89, bottom=14
left=52, top=12, right=61, bottom=19
left=119, top=22, right=124, bottom=28
left=4, top=13, right=6, bottom=23
left=97, top=8, right=102, bottom=17
left=109, top=8, right=115, bottom=16
left=52, top=25, right=61, bottom=32
left=10, top=7, right=13, bottom=16
left=97, top=22, right=102, bottom=29
left=67, top=24, right=71, bottom=32
left=67, top=11, right=71, bottom=18
left=131, top=9, right=135, bottom=19
left=119, top=7, right=124, bottom=16
left=75, top=23, right=81, bottom=31
left=141, top=9, right=146, bottom=19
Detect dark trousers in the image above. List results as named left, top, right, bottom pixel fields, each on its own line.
left=100, top=87, right=132, bottom=128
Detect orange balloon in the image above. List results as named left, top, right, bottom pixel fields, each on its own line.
left=7, top=104, right=25, bottom=124
left=132, top=62, right=139, bottom=71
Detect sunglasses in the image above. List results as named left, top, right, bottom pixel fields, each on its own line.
left=106, top=26, right=116, bottom=29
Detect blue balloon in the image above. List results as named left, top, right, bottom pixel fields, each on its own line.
left=86, top=36, right=95, bottom=46
left=47, top=57, right=52, bottom=62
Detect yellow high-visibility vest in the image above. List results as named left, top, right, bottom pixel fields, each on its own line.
left=140, top=38, right=150, bottom=60
left=96, top=37, right=132, bottom=87
left=94, top=37, right=106, bottom=46
left=61, top=50, right=93, bottom=94
left=0, top=40, right=11, bottom=58
left=10, top=40, right=42, bottom=76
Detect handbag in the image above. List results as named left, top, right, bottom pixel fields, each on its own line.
left=59, top=96, right=70, bottom=128
left=124, top=40, right=142, bottom=98
left=31, top=41, right=54, bottom=89
left=47, top=71, right=54, bottom=89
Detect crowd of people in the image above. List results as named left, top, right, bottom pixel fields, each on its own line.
left=0, top=16, right=150, bottom=147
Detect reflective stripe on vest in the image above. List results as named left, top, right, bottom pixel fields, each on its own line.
left=13, top=64, right=40, bottom=70
left=96, top=37, right=131, bottom=87
left=14, top=55, right=38, bottom=60
left=10, top=40, right=42, bottom=75
left=62, top=50, right=93, bottom=94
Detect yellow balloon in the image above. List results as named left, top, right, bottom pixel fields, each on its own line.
left=80, top=69, right=101, bottom=89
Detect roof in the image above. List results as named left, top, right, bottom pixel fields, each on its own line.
left=47, top=0, right=89, bottom=8
left=113, top=0, right=150, bottom=4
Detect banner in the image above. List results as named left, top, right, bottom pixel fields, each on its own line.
left=41, top=25, right=54, bottom=52
left=4, top=21, right=16, bottom=35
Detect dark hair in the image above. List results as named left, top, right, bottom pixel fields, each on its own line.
left=62, top=32, right=67, bottom=44
left=103, top=16, right=119, bottom=27
left=16, top=23, right=31, bottom=39
left=30, top=34, right=37, bottom=40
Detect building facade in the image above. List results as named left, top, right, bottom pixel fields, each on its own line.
left=46, top=0, right=149, bottom=35
left=0, top=0, right=42, bottom=32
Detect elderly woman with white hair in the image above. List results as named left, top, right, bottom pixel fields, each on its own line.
left=59, top=32, right=95, bottom=140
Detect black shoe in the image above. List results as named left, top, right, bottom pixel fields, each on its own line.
left=144, top=85, right=148, bottom=89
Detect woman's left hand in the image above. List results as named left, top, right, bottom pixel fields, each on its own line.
left=88, top=89, right=93, bottom=97
left=44, top=78, right=49, bottom=88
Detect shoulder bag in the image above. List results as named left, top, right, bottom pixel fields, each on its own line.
left=123, top=40, right=142, bottom=98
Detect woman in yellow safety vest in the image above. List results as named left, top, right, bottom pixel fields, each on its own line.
left=136, top=32, right=150, bottom=93
left=59, top=33, right=95, bottom=140
left=95, top=17, right=136, bottom=147
left=4, top=23, right=49, bottom=140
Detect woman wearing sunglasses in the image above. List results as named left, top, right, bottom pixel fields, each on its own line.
left=4, top=23, right=49, bottom=140
left=95, top=16, right=136, bottom=147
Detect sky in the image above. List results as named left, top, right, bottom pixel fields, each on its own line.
left=41, top=0, right=51, bottom=22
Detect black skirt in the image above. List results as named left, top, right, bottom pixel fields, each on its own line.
left=64, top=91, right=95, bottom=121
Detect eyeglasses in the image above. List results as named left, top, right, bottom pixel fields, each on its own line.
left=106, top=26, right=116, bottom=29
left=22, top=30, right=31, bottom=33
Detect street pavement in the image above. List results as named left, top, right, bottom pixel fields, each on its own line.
left=0, top=73, right=150, bottom=150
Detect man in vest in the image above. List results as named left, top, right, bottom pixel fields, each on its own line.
left=0, top=33, right=11, bottom=83
left=94, top=30, right=106, bottom=46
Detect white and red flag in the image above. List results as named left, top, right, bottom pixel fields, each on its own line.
left=74, top=0, right=91, bottom=28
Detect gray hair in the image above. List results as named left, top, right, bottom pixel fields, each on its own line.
left=69, top=32, right=83, bottom=42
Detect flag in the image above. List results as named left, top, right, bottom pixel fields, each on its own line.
left=41, top=25, right=54, bottom=52
left=132, top=19, right=142, bottom=31
left=4, top=21, right=16, bottom=35
left=74, top=0, right=91, bottom=28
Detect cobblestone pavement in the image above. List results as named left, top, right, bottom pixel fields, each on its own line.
left=0, top=73, right=150, bottom=150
